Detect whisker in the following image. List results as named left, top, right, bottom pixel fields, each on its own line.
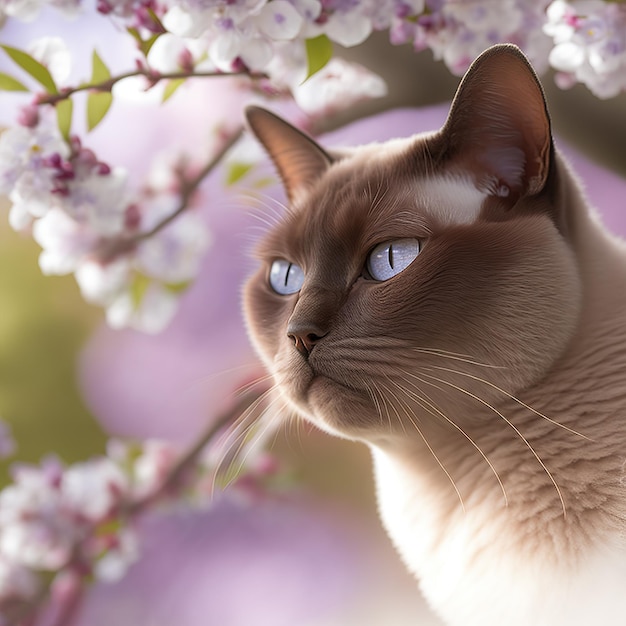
left=396, top=373, right=508, bottom=507
left=379, top=379, right=466, bottom=513
left=425, top=365, right=592, bottom=441
left=412, top=348, right=504, bottom=369
left=234, top=372, right=275, bottom=397
left=222, top=393, right=285, bottom=489
left=371, top=379, right=404, bottom=435
left=367, top=380, right=393, bottom=432
left=183, top=362, right=264, bottom=394
left=418, top=370, right=567, bottom=518
left=210, top=386, right=277, bottom=495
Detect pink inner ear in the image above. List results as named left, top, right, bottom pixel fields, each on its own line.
left=479, top=145, right=526, bottom=197
left=442, top=45, right=552, bottom=199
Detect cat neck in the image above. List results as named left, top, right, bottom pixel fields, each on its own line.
left=370, top=149, right=626, bottom=562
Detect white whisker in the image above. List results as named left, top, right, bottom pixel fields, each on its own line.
left=396, top=373, right=508, bottom=507
left=379, top=378, right=466, bottom=513
left=426, top=365, right=591, bottom=441
left=418, top=370, right=567, bottom=518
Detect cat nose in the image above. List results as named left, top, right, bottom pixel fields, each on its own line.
left=287, top=322, right=327, bottom=358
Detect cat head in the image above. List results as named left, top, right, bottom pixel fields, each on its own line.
left=243, top=45, right=582, bottom=443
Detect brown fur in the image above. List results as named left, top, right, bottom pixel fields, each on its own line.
left=243, top=45, right=626, bottom=625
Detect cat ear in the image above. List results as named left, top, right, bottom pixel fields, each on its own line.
left=441, top=44, right=552, bottom=200
left=245, top=106, right=333, bottom=203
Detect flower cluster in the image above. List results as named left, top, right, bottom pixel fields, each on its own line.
left=0, top=112, right=212, bottom=333
left=0, top=453, right=138, bottom=617
left=0, top=383, right=276, bottom=622
left=544, top=0, right=626, bottom=98
left=146, top=0, right=393, bottom=116
left=390, top=0, right=554, bottom=75
left=1, top=1, right=625, bottom=338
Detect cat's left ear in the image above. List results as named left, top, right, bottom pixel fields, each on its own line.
left=441, top=44, right=552, bottom=200
left=245, top=106, right=334, bottom=203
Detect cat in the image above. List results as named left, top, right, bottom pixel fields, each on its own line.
left=242, top=44, right=626, bottom=626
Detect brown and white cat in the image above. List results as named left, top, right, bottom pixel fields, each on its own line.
left=243, top=44, right=626, bottom=625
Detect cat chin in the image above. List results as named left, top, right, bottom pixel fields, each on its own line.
left=287, top=375, right=381, bottom=440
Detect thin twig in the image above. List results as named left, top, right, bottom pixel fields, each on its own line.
left=6, top=387, right=267, bottom=626
left=94, top=125, right=244, bottom=263
left=38, top=69, right=268, bottom=106
left=128, top=387, right=266, bottom=515
left=135, top=125, right=245, bottom=241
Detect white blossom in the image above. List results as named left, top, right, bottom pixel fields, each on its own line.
left=148, top=33, right=212, bottom=74
left=545, top=0, right=626, bottom=98
left=0, top=123, right=68, bottom=228
left=0, top=0, right=44, bottom=21
left=105, top=282, right=179, bottom=333
left=28, top=36, right=72, bottom=84
left=0, top=555, right=39, bottom=602
left=136, top=209, right=211, bottom=285
left=93, top=528, right=139, bottom=582
left=33, top=208, right=99, bottom=275
left=75, top=258, right=131, bottom=304
left=293, top=57, right=387, bottom=116
left=61, top=458, right=129, bottom=522
left=132, top=440, right=179, bottom=497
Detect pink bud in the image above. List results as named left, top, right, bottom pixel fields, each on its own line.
left=96, top=0, right=112, bottom=14
left=69, top=135, right=82, bottom=153
left=177, top=48, right=194, bottom=73
left=97, top=162, right=112, bottom=176
left=44, top=152, right=63, bottom=168
left=124, top=204, right=141, bottom=230
left=17, top=105, right=40, bottom=128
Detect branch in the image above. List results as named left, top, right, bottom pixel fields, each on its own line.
left=128, top=387, right=266, bottom=515
left=6, top=387, right=267, bottom=626
left=94, top=125, right=244, bottom=263
left=136, top=125, right=245, bottom=241
left=37, top=68, right=268, bottom=106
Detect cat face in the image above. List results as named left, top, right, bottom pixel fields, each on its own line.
left=243, top=45, right=582, bottom=443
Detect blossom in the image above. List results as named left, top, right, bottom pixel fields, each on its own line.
left=0, top=0, right=80, bottom=20
left=28, top=36, right=72, bottom=84
left=0, top=451, right=139, bottom=602
left=407, top=0, right=552, bottom=76
left=0, top=555, right=39, bottom=603
left=61, top=458, right=129, bottom=522
left=0, top=123, right=69, bottom=229
left=544, top=0, right=626, bottom=98
left=293, top=56, right=387, bottom=117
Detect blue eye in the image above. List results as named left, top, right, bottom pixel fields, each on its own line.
left=367, top=238, right=421, bottom=281
left=269, top=259, right=305, bottom=295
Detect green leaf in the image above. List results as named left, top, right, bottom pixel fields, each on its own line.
left=130, top=273, right=151, bottom=309
left=0, top=72, right=29, bottom=92
left=126, top=27, right=162, bottom=57
left=56, top=98, right=73, bottom=142
left=252, top=176, right=276, bottom=189
left=127, top=27, right=141, bottom=44
left=1, top=45, right=57, bottom=94
left=87, top=92, right=113, bottom=131
left=304, top=35, right=333, bottom=82
left=139, top=33, right=162, bottom=57
left=162, top=78, right=185, bottom=103
left=164, top=280, right=191, bottom=294
left=225, top=162, right=253, bottom=186
left=90, top=50, right=111, bottom=84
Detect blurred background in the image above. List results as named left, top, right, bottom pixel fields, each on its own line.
left=1, top=10, right=626, bottom=626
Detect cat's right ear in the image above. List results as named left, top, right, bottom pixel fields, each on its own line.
left=245, top=106, right=333, bottom=203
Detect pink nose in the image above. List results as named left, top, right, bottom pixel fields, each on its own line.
left=287, top=322, right=327, bottom=357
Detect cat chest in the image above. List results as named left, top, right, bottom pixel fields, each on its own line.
left=371, top=447, right=626, bottom=626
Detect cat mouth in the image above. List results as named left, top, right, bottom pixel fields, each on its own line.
left=307, top=373, right=369, bottom=409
